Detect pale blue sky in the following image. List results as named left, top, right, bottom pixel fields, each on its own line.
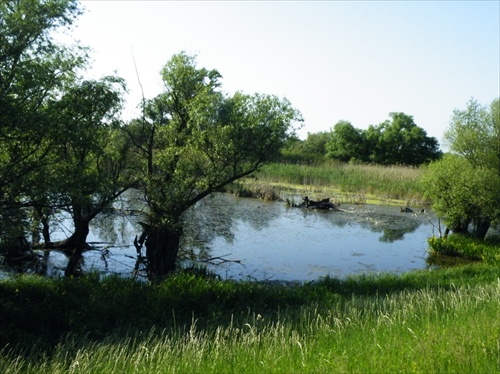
left=72, top=1, right=499, bottom=143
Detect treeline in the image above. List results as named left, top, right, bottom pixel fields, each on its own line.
left=282, top=113, right=442, bottom=165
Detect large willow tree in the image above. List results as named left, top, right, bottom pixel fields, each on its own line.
left=126, top=52, right=302, bottom=281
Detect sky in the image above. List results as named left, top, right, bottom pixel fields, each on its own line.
left=68, top=1, right=499, bottom=144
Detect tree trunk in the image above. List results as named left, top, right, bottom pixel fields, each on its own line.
left=31, top=206, right=51, bottom=245
left=64, top=222, right=90, bottom=277
left=472, top=217, right=491, bottom=240
left=144, top=224, right=183, bottom=282
left=450, top=216, right=471, bottom=235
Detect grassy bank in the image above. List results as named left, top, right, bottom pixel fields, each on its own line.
left=237, top=162, right=425, bottom=206
left=428, top=234, right=500, bottom=265
left=1, top=264, right=499, bottom=373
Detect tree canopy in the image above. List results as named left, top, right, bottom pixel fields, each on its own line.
left=325, top=121, right=368, bottom=162
left=324, top=113, right=442, bottom=165
left=126, top=52, right=302, bottom=280
left=0, top=0, right=85, bottom=253
left=422, top=98, right=500, bottom=239
left=0, top=1, right=135, bottom=276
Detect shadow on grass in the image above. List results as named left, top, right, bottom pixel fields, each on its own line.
left=0, top=263, right=498, bottom=358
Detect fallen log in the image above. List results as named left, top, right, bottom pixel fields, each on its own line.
left=287, top=196, right=344, bottom=211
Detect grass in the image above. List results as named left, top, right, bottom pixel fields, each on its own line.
left=428, top=234, right=500, bottom=265
left=237, top=162, right=426, bottom=206
left=1, top=264, right=499, bottom=373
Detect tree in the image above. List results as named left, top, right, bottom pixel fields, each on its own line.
left=445, top=98, right=500, bottom=175
left=281, top=132, right=329, bottom=164
left=126, top=52, right=302, bottom=281
left=0, top=0, right=83, bottom=193
left=324, top=114, right=441, bottom=165
left=367, top=113, right=442, bottom=165
left=422, top=98, right=500, bottom=239
left=40, top=77, right=135, bottom=276
left=0, top=0, right=84, bottom=255
left=302, top=131, right=330, bottom=157
left=326, top=121, right=368, bottom=162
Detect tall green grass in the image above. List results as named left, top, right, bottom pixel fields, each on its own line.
left=428, top=234, right=500, bottom=264
left=249, top=162, right=424, bottom=204
left=1, top=264, right=499, bottom=373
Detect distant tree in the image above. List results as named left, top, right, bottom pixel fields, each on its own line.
left=281, top=132, right=329, bottom=164
left=368, top=113, right=442, bottom=165
left=279, top=133, right=326, bottom=164
left=280, top=135, right=305, bottom=163
left=126, top=53, right=302, bottom=281
left=422, top=98, right=500, bottom=239
left=326, top=121, right=368, bottom=162
left=302, top=131, right=330, bottom=156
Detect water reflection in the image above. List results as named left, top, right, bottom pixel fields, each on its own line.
left=0, top=193, right=439, bottom=281
left=181, top=194, right=438, bottom=281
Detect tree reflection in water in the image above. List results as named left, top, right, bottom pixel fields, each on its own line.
left=0, top=192, right=438, bottom=281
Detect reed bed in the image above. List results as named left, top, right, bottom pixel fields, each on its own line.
left=1, top=264, right=499, bottom=373
left=246, top=162, right=425, bottom=205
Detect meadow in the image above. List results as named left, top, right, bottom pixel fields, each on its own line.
left=0, top=264, right=499, bottom=373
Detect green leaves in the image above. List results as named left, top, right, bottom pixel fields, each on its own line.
left=446, top=98, right=500, bottom=174
left=422, top=98, right=500, bottom=239
left=326, top=113, right=442, bottom=165
left=130, top=53, right=302, bottom=220
left=326, top=121, right=367, bottom=162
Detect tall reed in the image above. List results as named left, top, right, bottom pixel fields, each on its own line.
left=251, top=162, right=424, bottom=203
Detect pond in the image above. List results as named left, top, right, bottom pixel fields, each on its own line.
left=0, top=193, right=441, bottom=282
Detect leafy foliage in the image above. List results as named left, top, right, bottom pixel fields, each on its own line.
left=445, top=98, right=500, bottom=174
left=291, top=114, right=443, bottom=166
left=364, top=112, right=442, bottom=165
left=326, top=120, right=368, bottom=162
left=0, top=0, right=85, bottom=251
left=280, top=132, right=329, bottom=164
left=0, top=1, right=133, bottom=269
left=422, top=98, right=500, bottom=239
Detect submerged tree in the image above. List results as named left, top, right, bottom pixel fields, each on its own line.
left=126, top=52, right=302, bottom=281
left=422, top=98, right=500, bottom=239
left=42, top=77, right=136, bottom=276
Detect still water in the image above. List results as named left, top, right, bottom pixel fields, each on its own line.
left=2, top=193, right=440, bottom=281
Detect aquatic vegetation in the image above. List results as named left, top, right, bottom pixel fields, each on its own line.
left=428, top=234, right=500, bottom=264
